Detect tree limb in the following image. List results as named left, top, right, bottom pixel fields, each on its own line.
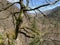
left=24, top=4, right=50, bottom=11
left=24, top=0, right=59, bottom=11
left=19, top=31, right=34, bottom=38
left=0, top=2, right=19, bottom=12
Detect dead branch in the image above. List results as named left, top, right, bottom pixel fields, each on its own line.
left=0, top=2, right=19, bottom=12
left=24, top=0, right=59, bottom=11
left=19, top=31, right=34, bottom=38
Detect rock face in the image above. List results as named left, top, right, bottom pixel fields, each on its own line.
left=0, top=0, right=60, bottom=45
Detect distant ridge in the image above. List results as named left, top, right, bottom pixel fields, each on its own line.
left=44, top=6, right=60, bottom=15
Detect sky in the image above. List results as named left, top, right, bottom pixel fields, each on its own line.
left=7, top=0, right=19, bottom=3
left=7, top=0, right=60, bottom=11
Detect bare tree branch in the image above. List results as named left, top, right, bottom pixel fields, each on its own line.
left=0, top=2, right=19, bottom=12
left=26, top=0, right=29, bottom=7
left=24, top=3, right=50, bottom=11
left=37, top=9, right=48, bottom=17
left=20, top=27, right=40, bottom=35
left=19, top=28, right=35, bottom=38
left=46, top=0, right=59, bottom=4
left=19, top=31, right=34, bottom=38
left=24, top=0, right=59, bottom=11
left=13, top=12, right=20, bottom=20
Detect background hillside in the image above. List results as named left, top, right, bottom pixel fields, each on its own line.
left=0, top=0, right=60, bottom=45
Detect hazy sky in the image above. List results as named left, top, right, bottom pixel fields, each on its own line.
left=7, top=0, right=19, bottom=3
left=7, top=0, right=60, bottom=11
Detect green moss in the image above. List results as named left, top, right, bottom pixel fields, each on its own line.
left=29, top=36, right=43, bottom=45
left=30, top=17, right=39, bottom=35
left=8, top=39, right=15, bottom=45
left=0, top=34, right=4, bottom=45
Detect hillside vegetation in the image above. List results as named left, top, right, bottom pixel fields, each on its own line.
left=0, top=0, right=60, bottom=45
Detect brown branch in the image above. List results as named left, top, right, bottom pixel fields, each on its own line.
left=11, top=12, right=20, bottom=28
left=34, top=10, right=37, bottom=17
left=26, top=0, right=29, bottom=7
left=20, top=27, right=39, bottom=35
left=20, top=0, right=25, bottom=9
left=11, top=12, right=20, bottom=20
left=20, top=27, right=35, bottom=36
left=24, top=12, right=31, bottom=22
left=37, top=9, right=48, bottom=17
left=19, top=31, right=34, bottom=38
left=0, top=2, right=19, bottom=12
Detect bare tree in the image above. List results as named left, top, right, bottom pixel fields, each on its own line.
left=14, top=0, right=59, bottom=39
left=0, top=0, right=60, bottom=45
